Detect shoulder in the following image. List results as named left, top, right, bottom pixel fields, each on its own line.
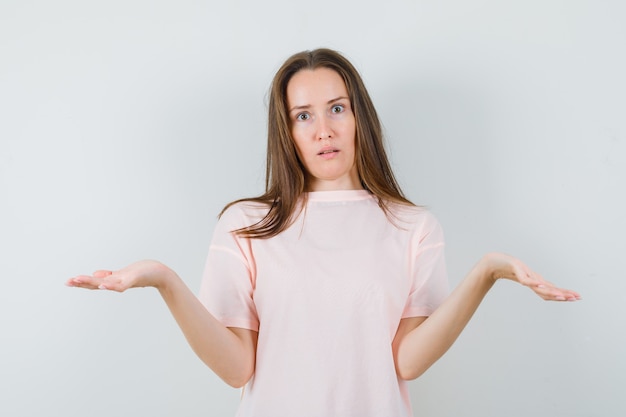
left=219, top=200, right=271, bottom=229
left=387, top=202, right=440, bottom=228
left=385, top=202, right=444, bottom=243
left=220, top=200, right=269, bottom=222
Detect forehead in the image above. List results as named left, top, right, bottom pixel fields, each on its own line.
left=286, top=68, right=349, bottom=108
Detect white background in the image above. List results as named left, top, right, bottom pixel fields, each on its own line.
left=1, top=1, right=624, bottom=416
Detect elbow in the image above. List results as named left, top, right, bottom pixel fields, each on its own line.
left=394, top=351, right=429, bottom=381
left=200, top=357, right=254, bottom=388
left=221, top=363, right=255, bottom=388
left=224, top=374, right=252, bottom=389
left=394, top=341, right=439, bottom=380
left=396, top=363, right=425, bottom=381
left=198, top=341, right=256, bottom=388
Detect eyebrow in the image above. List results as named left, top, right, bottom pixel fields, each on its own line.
left=288, top=96, right=349, bottom=113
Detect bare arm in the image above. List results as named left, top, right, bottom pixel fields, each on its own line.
left=392, top=252, right=581, bottom=380
left=66, top=260, right=257, bottom=388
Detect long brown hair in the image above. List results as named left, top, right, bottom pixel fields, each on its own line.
left=221, top=48, right=414, bottom=238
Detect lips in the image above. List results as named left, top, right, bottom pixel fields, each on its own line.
left=317, top=147, right=339, bottom=155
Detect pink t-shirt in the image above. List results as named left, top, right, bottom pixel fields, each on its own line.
left=199, top=190, right=449, bottom=417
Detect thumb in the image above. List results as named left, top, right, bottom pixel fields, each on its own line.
left=92, top=270, right=113, bottom=279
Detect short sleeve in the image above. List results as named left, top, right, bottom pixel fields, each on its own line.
left=198, top=205, right=260, bottom=331
left=402, top=212, right=449, bottom=318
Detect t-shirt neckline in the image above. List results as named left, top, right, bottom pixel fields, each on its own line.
left=305, top=189, right=372, bottom=202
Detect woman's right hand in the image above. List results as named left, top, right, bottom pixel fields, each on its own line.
left=66, top=260, right=176, bottom=292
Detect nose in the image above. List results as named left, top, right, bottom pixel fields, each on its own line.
left=316, top=115, right=332, bottom=140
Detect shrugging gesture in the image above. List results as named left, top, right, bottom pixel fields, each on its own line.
left=67, top=48, right=580, bottom=417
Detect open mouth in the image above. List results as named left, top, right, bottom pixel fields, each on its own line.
left=318, top=149, right=339, bottom=155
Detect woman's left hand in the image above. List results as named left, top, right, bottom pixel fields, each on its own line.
left=479, top=252, right=581, bottom=302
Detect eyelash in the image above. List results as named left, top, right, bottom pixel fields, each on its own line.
left=295, top=104, right=346, bottom=121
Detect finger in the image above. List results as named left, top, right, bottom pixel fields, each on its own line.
left=560, top=288, right=582, bottom=301
left=546, top=284, right=581, bottom=298
left=533, top=275, right=580, bottom=301
left=66, top=275, right=101, bottom=290
left=533, top=286, right=565, bottom=301
left=533, top=284, right=581, bottom=301
left=93, top=270, right=113, bottom=278
left=514, top=265, right=542, bottom=287
left=97, top=273, right=129, bottom=293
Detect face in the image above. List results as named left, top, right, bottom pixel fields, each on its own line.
left=286, top=67, right=361, bottom=191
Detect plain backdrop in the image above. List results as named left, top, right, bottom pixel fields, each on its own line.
left=1, top=1, right=624, bottom=416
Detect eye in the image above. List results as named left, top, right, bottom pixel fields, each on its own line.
left=331, top=104, right=345, bottom=114
left=296, top=112, right=310, bottom=121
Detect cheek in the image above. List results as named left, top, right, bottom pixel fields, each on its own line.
left=290, top=131, right=312, bottom=165
left=290, top=124, right=309, bottom=143
left=293, top=124, right=318, bottom=150
left=290, top=132, right=305, bottom=154
left=346, top=122, right=357, bottom=150
left=342, top=116, right=357, bottom=140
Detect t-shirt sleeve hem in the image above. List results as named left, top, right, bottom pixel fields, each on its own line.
left=401, top=306, right=436, bottom=319
left=217, top=317, right=260, bottom=332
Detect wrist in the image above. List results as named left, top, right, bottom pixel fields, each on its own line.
left=150, top=261, right=178, bottom=291
left=476, top=253, right=500, bottom=285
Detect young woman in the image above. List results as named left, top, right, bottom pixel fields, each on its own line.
left=67, top=48, right=580, bottom=417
